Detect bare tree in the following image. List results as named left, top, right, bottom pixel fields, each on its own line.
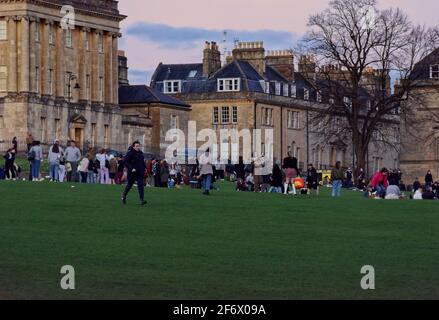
left=300, top=0, right=439, bottom=177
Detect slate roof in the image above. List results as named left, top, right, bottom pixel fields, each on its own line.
left=119, top=85, right=190, bottom=108
left=151, top=63, right=204, bottom=82
left=410, top=48, right=439, bottom=80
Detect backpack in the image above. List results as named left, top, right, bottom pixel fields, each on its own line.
left=105, top=159, right=110, bottom=169
left=27, top=149, right=36, bottom=161
left=0, top=168, right=5, bottom=180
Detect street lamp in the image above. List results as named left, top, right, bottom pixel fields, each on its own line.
left=67, top=74, right=81, bottom=103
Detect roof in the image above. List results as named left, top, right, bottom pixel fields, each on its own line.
left=265, top=66, right=288, bottom=82
left=119, top=85, right=190, bottom=108
left=410, top=48, right=439, bottom=80
left=151, top=63, right=204, bottom=82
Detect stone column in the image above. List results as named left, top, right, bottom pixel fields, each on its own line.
left=20, top=16, right=30, bottom=93
left=55, top=23, right=65, bottom=98
left=41, top=20, right=52, bottom=95
left=78, top=27, right=88, bottom=101
left=29, top=16, right=37, bottom=93
left=104, top=32, right=113, bottom=105
left=112, top=33, right=119, bottom=105
left=7, top=16, right=18, bottom=93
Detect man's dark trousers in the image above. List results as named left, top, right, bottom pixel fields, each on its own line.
left=123, top=172, right=144, bottom=201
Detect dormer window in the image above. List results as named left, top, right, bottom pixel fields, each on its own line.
left=291, top=84, right=297, bottom=98
left=188, top=70, right=197, bottom=78
left=164, top=80, right=181, bottom=94
left=430, top=65, right=439, bottom=79
left=304, top=88, right=309, bottom=101
left=218, top=78, right=240, bottom=92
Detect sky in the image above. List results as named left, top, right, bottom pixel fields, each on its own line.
left=117, top=0, right=439, bottom=85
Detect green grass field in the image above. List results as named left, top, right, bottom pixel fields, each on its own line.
left=0, top=180, right=438, bottom=300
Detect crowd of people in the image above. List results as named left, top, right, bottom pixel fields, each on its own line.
left=1, top=135, right=439, bottom=201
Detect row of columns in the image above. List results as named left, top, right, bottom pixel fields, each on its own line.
left=5, top=15, right=120, bottom=105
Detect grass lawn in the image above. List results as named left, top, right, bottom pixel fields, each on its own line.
left=0, top=180, right=438, bottom=300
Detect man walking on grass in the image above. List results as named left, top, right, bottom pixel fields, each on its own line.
left=122, top=141, right=147, bottom=206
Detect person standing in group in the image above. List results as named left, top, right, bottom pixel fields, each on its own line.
left=26, top=133, right=33, bottom=152
left=109, top=155, right=118, bottom=185
left=198, top=149, right=214, bottom=196
left=152, top=158, right=161, bottom=187
left=160, top=160, right=170, bottom=188
left=425, top=170, right=433, bottom=187
left=12, top=137, right=18, bottom=153
left=371, top=168, right=389, bottom=199
left=65, top=141, right=81, bottom=182
left=96, top=149, right=110, bottom=184
left=282, top=152, right=298, bottom=195
left=48, top=140, right=63, bottom=182
left=306, top=163, right=320, bottom=195
left=59, top=155, right=66, bottom=183
left=79, top=155, right=90, bottom=184
left=269, top=159, right=283, bottom=193
left=29, top=141, right=43, bottom=181
left=122, top=141, right=147, bottom=206
left=3, top=148, right=17, bottom=180
left=253, top=154, right=264, bottom=193
left=331, top=161, right=344, bottom=197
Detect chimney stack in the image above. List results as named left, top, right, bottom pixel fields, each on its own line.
left=203, top=41, right=222, bottom=77
left=265, top=49, right=295, bottom=82
left=232, top=41, right=266, bottom=76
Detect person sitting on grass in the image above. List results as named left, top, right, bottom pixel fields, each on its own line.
left=385, top=184, right=403, bottom=200
left=363, top=185, right=373, bottom=198
left=413, top=187, right=423, bottom=200
left=412, top=178, right=421, bottom=193
left=433, top=182, right=439, bottom=199
left=245, top=173, right=255, bottom=191
left=422, top=186, right=436, bottom=200
left=371, top=168, right=389, bottom=199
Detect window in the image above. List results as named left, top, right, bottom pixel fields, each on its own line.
left=232, top=106, right=238, bottom=123
left=264, top=108, right=273, bottom=126
left=164, top=80, right=181, bottom=94
left=0, top=115, right=4, bottom=129
left=86, top=75, right=91, bottom=100
left=218, top=78, right=240, bottom=92
left=65, top=28, right=72, bottom=47
left=98, top=33, right=104, bottom=53
left=288, top=111, right=300, bottom=129
left=291, top=84, right=297, bottom=98
left=343, top=96, right=352, bottom=108
left=91, top=123, right=97, bottom=146
left=65, top=72, right=72, bottom=98
left=48, top=69, right=54, bottom=95
left=275, top=82, right=281, bottom=95
left=54, top=119, right=61, bottom=140
left=48, top=25, right=54, bottom=44
left=0, top=66, right=7, bottom=92
left=35, top=21, right=40, bottom=42
left=430, top=65, right=439, bottom=79
left=317, top=92, right=322, bottom=103
left=85, top=32, right=90, bottom=50
left=221, top=106, right=230, bottom=123
left=41, top=117, right=47, bottom=142
left=213, top=107, right=219, bottom=124
left=171, top=115, right=178, bottom=129
left=188, top=70, right=197, bottom=78
left=0, top=20, right=7, bottom=40
left=304, top=88, right=309, bottom=101
left=283, top=83, right=289, bottom=97
left=99, top=76, right=104, bottom=101
left=35, top=67, right=40, bottom=93
left=104, top=124, right=109, bottom=147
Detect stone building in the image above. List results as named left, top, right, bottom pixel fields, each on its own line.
left=0, top=0, right=125, bottom=152
left=118, top=51, right=191, bottom=157
left=400, top=48, right=439, bottom=182
left=150, top=41, right=399, bottom=175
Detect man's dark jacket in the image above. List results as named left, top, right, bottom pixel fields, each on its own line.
left=124, top=148, right=146, bottom=175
